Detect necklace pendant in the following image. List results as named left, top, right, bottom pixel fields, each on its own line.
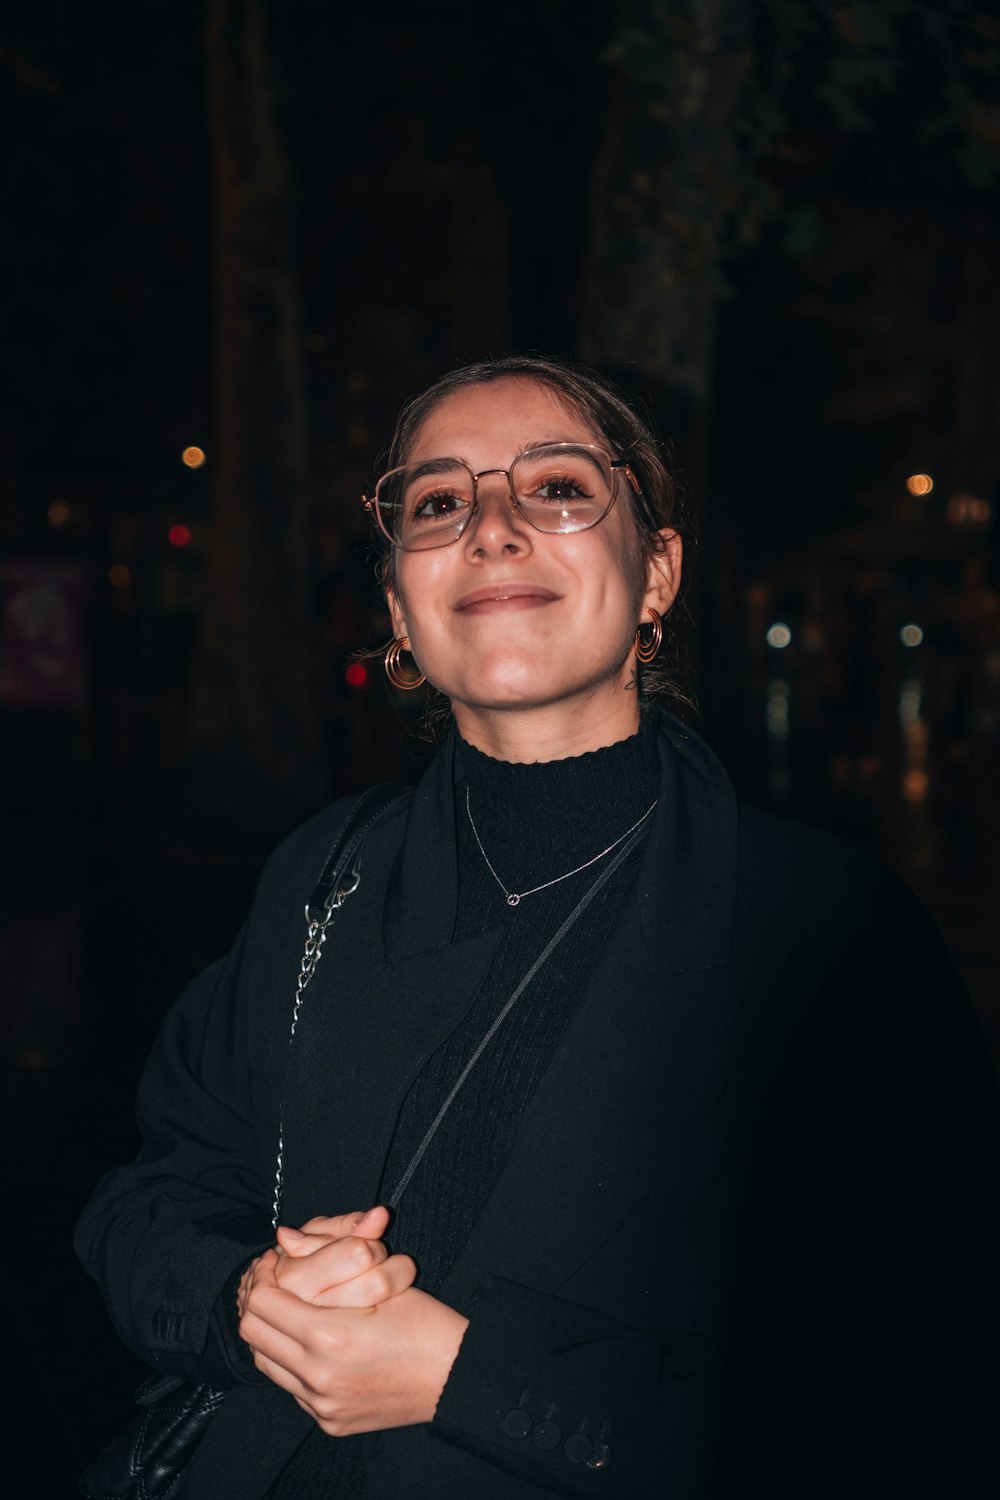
left=506, top=893, right=521, bottom=907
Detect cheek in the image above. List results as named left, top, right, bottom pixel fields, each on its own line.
left=391, top=558, right=450, bottom=640
left=570, top=535, right=646, bottom=617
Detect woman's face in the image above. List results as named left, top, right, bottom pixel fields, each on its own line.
left=386, top=378, right=681, bottom=756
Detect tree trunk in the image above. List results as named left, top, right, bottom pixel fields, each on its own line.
left=581, top=0, right=751, bottom=706
left=583, top=0, right=749, bottom=446
left=190, top=0, right=324, bottom=834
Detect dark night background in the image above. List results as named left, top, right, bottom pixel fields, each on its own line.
left=2, top=2, right=999, bottom=1492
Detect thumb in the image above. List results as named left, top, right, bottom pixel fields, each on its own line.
left=353, top=1204, right=391, bottom=1239
left=276, top=1205, right=390, bottom=1256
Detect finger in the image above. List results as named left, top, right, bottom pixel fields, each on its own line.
left=237, top=1248, right=280, bottom=1311
left=275, top=1224, right=334, bottom=1258
left=236, top=1256, right=262, bottom=1315
left=274, top=1235, right=388, bottom=1301
left=295, top=1206, right=389, bottom=1243
left=241, top=1317, right=313, bottom=1395
left=239, top=1284, right=371, bottom=1374
left=243, top=1277, right=364, bottom=1344
left=311, top=1252, right=417, bottom=1308
left=239, top=1288, right=320, bottom=1373
left=249, top=1346, right=344, bottom=1434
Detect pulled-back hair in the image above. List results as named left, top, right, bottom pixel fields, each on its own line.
left=372, top=353, right=696, bottom=716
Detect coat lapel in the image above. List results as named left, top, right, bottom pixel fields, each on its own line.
left=439, top=717, right=787, bottom=1305
left=280, top=739, right=505, bottom=1223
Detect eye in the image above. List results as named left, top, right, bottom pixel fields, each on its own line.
left=530, top=473, right=595, bottom=503
left=515, top=448, right=607, bottom=507
left=409, top=486, right=471, bottom=522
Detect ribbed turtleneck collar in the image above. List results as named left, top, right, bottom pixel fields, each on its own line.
left=454, top=710, right=660, bottom=860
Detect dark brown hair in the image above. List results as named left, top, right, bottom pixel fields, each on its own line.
left=372, top=353, right=696, bottom=714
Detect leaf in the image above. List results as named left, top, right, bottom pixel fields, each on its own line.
left=818, top=81, right=873, bottom=132
left=781, top=204, right=826, bottom=257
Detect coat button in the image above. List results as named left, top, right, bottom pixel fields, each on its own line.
left=563, top=1433, right=593, bottom=1464
left=502, top=1409, right=531, bottom=1440
left=532, top=1420, right=562, bottom=1450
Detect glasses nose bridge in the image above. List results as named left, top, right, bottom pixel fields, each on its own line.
left=467, top=464, right=522, bottom=530
left=471, top=464, right=516, bottom=496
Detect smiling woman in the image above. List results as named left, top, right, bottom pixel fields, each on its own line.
left=76, top=356, right=1000, bottom=1499
left=367, top=356, right=691, bottom=753
left=382, top=377, right=681, bottom=759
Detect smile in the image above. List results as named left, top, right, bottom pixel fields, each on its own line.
left=453, top=584, right=560, bottom=615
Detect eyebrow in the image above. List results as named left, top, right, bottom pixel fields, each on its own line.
left=406, top=441, right=606, bottom=471
left=402, top=457, right=468, bottom=480
left=514, top=441, right=604, bottom=462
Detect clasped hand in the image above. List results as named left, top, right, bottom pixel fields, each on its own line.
left=237, top=1206, right=468, bottom=1436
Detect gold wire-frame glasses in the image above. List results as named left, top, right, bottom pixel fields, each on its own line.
left=363, top=442, right=640, bottom=552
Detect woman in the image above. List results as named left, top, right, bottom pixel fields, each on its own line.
left=77, top=356, right=1000, bottom=1498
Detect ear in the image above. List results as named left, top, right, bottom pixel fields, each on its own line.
left=386, top=587, right=407, bottom=640
left=642, top=529, right=682, bottom=619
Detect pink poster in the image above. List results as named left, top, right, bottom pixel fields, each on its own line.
left=0, top=558, right=88, bottom=710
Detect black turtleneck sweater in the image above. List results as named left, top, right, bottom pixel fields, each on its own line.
left=267, top=717, right=660, bottom=1497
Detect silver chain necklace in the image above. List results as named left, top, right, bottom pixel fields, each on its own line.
left=465, top=787, right=657, bottom=907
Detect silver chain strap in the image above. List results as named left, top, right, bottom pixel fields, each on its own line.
left=270, top=865, right=362, bottom=1229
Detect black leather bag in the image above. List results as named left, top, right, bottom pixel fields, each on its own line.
left=77, top=1375, right=226, bottom=1499
left=77, top=784, right=409, bottom=1500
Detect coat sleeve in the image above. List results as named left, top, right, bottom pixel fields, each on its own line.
left=73, top=802, right=355, bottom=1389
left=73, top=926, right=278, bottom=1385
left=430, top=1281, right=726, bottom=1497
left=427, top=866, right=1000, bottom=1499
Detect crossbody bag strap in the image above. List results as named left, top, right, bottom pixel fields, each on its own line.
left=271, top=781, right=411, bottom=1228
left=385, top=813, right=650, bottom=1209
left=305, top=782, right=411, bottom=922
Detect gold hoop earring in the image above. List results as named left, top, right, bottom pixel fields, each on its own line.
left=634, top=607, right=663, bottom=664
left=384, top=636, right=425, bottom=690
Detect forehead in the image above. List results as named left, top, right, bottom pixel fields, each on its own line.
left=406, top=378, right=606, bottom=462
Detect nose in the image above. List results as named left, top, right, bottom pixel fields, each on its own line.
left=463, top=469, right=533, bottom=556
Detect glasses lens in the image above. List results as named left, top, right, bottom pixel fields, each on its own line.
left=377, top=460, right=474, bottom=549
left=511, top=445, right=614, bottom=533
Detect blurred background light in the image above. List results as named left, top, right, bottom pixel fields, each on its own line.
left=946, top=493, right=993, bottom=526
left=901, top=623, right=924, bottom=647
left=181, top=446, right=206, bottom=469
left=108, top=564, right=131, bottom=588
left=766, top=622, right=792, bottom=649
left=766, top=680, right=790, bottom=741
left=168, top=523, right=192, bottom=548
left=902, top=768, right=929, bottom=804
left=899, top=679, right=922, bottom=725
left=344, top=662, right=369, bottom=688
left=47, top=500, right=70, bottom=527
left=906, top=473, right=933, bottom=496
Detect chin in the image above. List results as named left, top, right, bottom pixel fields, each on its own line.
left=452, top=669, right=628, bottom=718
left=446, top=665, right=563, bottom=713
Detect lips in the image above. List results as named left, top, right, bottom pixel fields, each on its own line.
left=453, top=583, right=560, bottom=612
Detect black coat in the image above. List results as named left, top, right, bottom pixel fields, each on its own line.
left=76, top=717, right=1000, bottom=1498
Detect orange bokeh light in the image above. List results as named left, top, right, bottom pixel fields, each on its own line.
left=182, top=446, right=206, bottom=469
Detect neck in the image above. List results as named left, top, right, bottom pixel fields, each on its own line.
left=451, top=687, right=642, bottom=764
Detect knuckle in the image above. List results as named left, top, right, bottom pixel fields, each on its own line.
left=315, top=1321, right=345, bottom=1358
left=318, top=1415, right=349, bottom=1437
left=347, top=1237, right=375, bottom=1270
left=367, top=1268, right=390, bottom=1301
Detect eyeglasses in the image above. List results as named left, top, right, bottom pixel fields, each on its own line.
left=363, top=442, right=638, bottom=552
